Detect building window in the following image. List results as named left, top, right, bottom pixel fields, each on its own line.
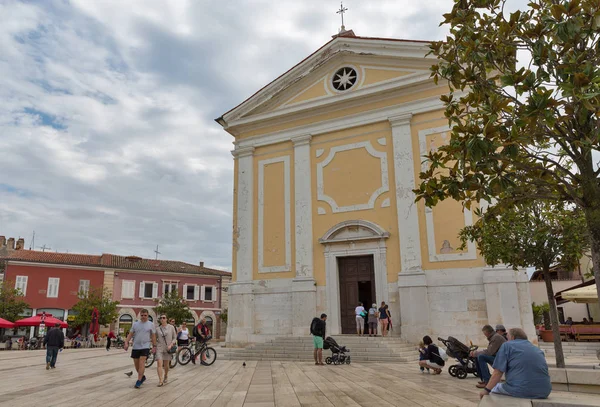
left=121, top=280, right=135, bottom=299
left=139, top=282, right=158, bottom=299
left=47, top=278, right=60, bottom=298
left=558, top=307, right=565, bottom=324
left=78, top=280, right=90, bottom=297
left=163, top=282, right=177, bottom=296
left=183, top=284, right=199, bottom=301
left=201, top=285, right=216, bottom=302
left=15, top=276, right=28, bottom=296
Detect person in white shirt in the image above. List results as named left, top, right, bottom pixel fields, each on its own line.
left=355, top=302, right=365, bottom=336
left=177, top=323, right=190, bottom=346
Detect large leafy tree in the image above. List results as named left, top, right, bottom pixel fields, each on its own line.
left=153, top=290, right=193, bottom=325
left=0, top=280, right=30, bottom=322
left=460, top=199, right=588, bottom=367
left=70, top=287, right=120, bottom=327
left=416, top=0, right=600, bottom=302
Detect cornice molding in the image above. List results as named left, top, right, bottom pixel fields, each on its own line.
left=231, top=146, right=255, bottom=159
left=291, top=134, right=312, bottom=146
left=388, top=113, right=413, bottom=127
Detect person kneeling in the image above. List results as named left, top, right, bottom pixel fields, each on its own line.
left=418, top=335, right=445, bottom=374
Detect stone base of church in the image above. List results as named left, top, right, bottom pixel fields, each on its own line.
left=226, top=267, right=536, bottom=347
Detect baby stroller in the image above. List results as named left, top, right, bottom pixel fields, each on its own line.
left=323, top=337, right=351, bottom=365
left=437, top=336, right=478, bottom=379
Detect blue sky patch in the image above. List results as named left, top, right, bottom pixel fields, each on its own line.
left=24, top=107, right=67, bottom=130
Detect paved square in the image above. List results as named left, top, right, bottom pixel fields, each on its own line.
left=0, top=347, right=593, bottom=406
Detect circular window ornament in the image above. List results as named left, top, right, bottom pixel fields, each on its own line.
left=332, top=67, right=357, bottom=91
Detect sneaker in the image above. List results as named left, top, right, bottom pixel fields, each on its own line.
left=141, top=375, right=146, bottom=383
left=134, top=380, right=142, bottom=389
left=46, top=363, right=50, bottom=370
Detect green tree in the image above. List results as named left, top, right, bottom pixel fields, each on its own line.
left=70, top=287, right=120, bottom=327
left=415, top=0, right=600, bottom=304
left=0, top=280, right=29, bottom=322
left=153, top=290, right=193, bottom=325
left=460, top=199, right=588, bottom=367
left=531, top=302, right=550, bottom=327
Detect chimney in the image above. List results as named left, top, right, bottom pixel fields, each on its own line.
left=0, top=236, right=5, bottom=247
left=199, top=261, right=204, bottom=268
left=15, top=238, right=25, bottom=250
left=6, top=238, right=15, bottom=250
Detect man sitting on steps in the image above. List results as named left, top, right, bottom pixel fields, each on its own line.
left=470, top=324, right=506, bottom=389
left=480, top=327, right=551, bottom=400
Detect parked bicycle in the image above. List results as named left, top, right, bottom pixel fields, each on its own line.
left=177, top=337, right=217, bottom=366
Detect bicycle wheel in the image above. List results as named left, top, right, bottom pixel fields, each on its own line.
left=201, top=347, right=217, bottom=366
left=169, top=352, right=178, bottom=369
left=145, top=352, right=155, bottom=368
left=177, top=347, right=193, bottom=366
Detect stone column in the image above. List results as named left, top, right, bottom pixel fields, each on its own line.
left=389, top=114, right=429, bottom=341
left=226, top=146, right=255, bottom=345
left=291, top=135, right=316, bottom=336
left=483, top=267, right=537, bottom=342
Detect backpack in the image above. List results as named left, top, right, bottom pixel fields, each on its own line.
left=310, top=317, right=320, bottom=335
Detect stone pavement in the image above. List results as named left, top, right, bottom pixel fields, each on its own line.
left=0, top=348, right=597, bottom=407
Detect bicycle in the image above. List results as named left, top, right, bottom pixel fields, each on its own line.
left=176, top=337, right=217, bottom=366
left=144, top=349, right=178, bottom=369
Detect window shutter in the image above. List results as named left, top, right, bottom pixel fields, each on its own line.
left=55, top=278, right=60, bottom=297
left=139, top=282, right=144, bottom=298
left=127, top=281, right=134, bottom=298
left=200, top=286, right=205, bottom=301
left=152, top=282, right=158, bottom=298
left=194, top=285, right=200, bottom=301
left=163, top=283, right=167, bottom=296
left=213, top=286, right=218, bottom=303
left=183, top=284, right=188, bottom=299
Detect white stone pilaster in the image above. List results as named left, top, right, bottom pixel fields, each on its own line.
left=291, top=135, right=316, bottom=335
left=292, top=134, right=314, bottom=279
left=389, top=114, right=423, bottom=273
left=397, top=272, right=430, bottom=343
left=227, top=147, right=255, bottom=345
left=232, top=146, right=255, bottom=282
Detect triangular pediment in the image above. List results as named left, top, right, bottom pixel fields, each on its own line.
left=218, top=36, right=434, bottom=130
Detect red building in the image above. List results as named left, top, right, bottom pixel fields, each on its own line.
left=2, top=249, right=230, bottom=338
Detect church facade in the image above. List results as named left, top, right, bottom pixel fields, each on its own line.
left=217, top=31, right=536, bottom=346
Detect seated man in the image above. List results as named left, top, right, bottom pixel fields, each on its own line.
left=495, top=324, right=508, bottom=340
left=480, top=327, right=551, bottom=400
left=470, top=324, right=506, bottom=388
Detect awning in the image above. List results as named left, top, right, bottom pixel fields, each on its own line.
left=0, top=317, right=15, bottom=329
left=14, top=313, right=68, bottom=328
left=555, top=279, right=597, bottom=304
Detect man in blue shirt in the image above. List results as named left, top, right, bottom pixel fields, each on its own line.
left=480, top=327, right=551, bottom=400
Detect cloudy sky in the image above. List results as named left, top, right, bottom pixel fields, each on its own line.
left=0, top=0, right=529, bottom=270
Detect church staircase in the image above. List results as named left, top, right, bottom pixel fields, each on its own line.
left=219, top=335, right=419, bottom=363
left=539, top=341, right=600, bottom=358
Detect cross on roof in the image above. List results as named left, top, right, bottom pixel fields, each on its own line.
left=337, top=1, right=348, bottom=31
left=154, top=245, right=161, bottom=260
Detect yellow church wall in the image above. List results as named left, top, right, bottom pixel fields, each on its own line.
left=281, top=77, right=329, bottom=107
left=411, top=112, right=485, bottom=270
left=310, top=121, right=401, bottom=286
left=252, top=142, right=296, bottom=280
left=237, top=84, right=449, bottom=140
left=361, top=67, right=412, bottom=87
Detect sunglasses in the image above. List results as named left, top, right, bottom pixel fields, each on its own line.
left=160, top=317, right=167, bottom=319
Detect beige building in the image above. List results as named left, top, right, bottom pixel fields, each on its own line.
left=217, top=30, right=536, bottom=346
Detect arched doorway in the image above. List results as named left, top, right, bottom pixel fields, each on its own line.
left=320, top=220, right=390, bottom=335
left=119, top=314, right=133, bottom=335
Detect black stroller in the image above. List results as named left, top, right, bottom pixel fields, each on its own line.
left=323, top=337, right=351, bottom=365
left=437, top=336, right=479, bottom=379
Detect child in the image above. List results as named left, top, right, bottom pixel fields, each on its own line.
left=418, top=341, right=430, bottom=373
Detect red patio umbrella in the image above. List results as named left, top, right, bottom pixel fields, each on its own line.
left=0, top=317, right=15, bottom=329
left=15, top=313, right=68, bottom=328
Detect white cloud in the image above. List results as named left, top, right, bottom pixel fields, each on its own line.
left=0, top=0, right=531, bottom=268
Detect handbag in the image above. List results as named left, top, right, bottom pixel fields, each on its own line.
left=160, top=326, right=177, bottom=354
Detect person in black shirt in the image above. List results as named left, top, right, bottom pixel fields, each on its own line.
left=418, top=335, right=444, bottom=374
left=310, top=314, right=327, bottom=365
left=43, top=323, right=65, bottom=370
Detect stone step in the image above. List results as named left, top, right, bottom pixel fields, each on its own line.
left=539, top=342, right=600, bottom=348
left=220, top=354, right=418, bottom=362
left=247, top=344, right=416, bottom=351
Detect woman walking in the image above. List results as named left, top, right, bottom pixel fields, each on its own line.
left=177, top=322, right=190, bottom=346
left=156, top=314, right=177, bottom=386
left=378, top=302, right=391, bottom=337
